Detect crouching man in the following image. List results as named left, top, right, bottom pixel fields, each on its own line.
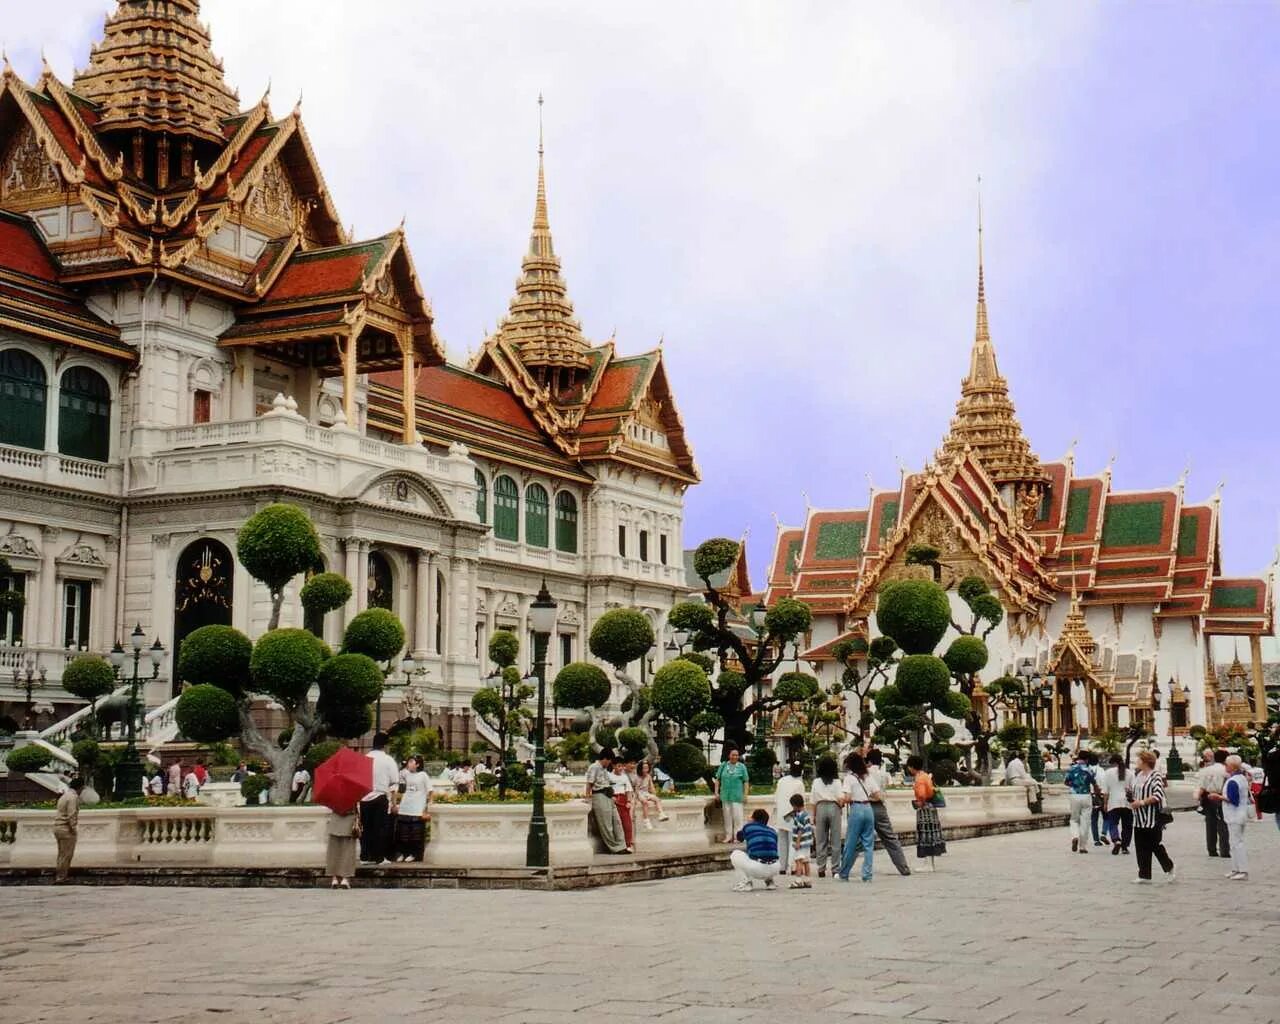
left=729, top=808, right=779, bottom=892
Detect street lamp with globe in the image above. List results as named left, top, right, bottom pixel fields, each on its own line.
left=525, top=581, right=557, bottom=868
left=109, top=624, right=165, bottom=799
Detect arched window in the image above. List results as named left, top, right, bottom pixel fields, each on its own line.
left=58, top=366, right=111, bottom=462
left=494, top=475, right=519, bottom=541
left=173, top=538, right=234, bottom=699
left=475, top=469, right=488, bottom=524
left=367, top=550, right=393, bottom=610
left=0, top=349, right=47, bottom=451
left=525, top=483, right=549, bottom=548
left=555, top=491, right=578, bottom=554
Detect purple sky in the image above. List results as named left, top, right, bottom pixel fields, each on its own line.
left=10, top=3, right=1280, bottom=586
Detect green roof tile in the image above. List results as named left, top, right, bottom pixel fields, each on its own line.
left=815, top=520, right=865, bottom=561
left=1100, top=500, right=1165, bottom=548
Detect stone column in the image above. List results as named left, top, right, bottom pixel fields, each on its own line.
left=438, top=559, right=452, bottom=660
left=1250, top=633, right=1267, bottom=721
left=425, top=553, right=439, bottom=656
left=341, top=537, right=360, bottom=629
left=355, top=540, right=370, bottom=613
left=101, top=536, right=119, bottom=649
left=413, top=550, right=432, bottom=659
left=37, top=527, right=59, bottom=647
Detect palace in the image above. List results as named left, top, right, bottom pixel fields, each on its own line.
left=0, top=1, right=696, bottom=744
left=766, top=224, right=1274, bottom=737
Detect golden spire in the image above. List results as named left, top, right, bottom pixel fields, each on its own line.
left=496, top=95, right=591, bottom=378
left=939, top=180, right=1046, bottom=490
left=73, top=0, right=240, bottom=144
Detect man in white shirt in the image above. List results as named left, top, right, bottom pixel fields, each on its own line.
left=1005, top=750, right=1041, bottom=809
left=1195, top=748, right=1230, bottom=858
left=865, top=748, right=911, bottom=876
left=360, top=732, right=400, bottom=864
left=290, top=767, right=311, bottom=804
left=773, top=759, right=807, bottom=874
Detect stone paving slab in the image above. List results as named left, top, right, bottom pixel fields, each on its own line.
left=0, top=816, right=1276, bottom=1024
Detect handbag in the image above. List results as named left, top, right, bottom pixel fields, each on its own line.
left=930, top=792, right=947, bottom=808
left=1157, top=807, right=1174, bottom=827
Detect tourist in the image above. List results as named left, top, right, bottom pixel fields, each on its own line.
left=1195, top=749, right=1231, bottom=858
left=393, top=755, right=432, bottom=862
left=1210, top=754, right=1251, bottom=881
left=193, top=759, right=209, bottom=787
left=147, top=768, right=164, bottom=795
left=610, top=755, right=637, bottom=851
left=773, top=758, right=807, bottom=874
left=713, top=747, right=750, bottom=844
left=809, top=755, right=843, bottom=878
left=865, top=748, right=911, bottom=876
left=1101, top=754, right=1133, bottom=855
left=230, top=761, right=249, bottom=783
left=166, top=759, right=182, bottom=796
left=729, top=808, right=780, bottom=891
left=585, top=749, right=629, bottom=854
left=634, top=760, right=669, bottom=829
left=290, top=765, right=310, bottom=803
left=181, top=765, right=201, bottom=800
left=325, top=807, right=359, bottom=889
left=359, top=732, right=400, bottom=864
left=653, top=763, right=675, bottom=794
left=1063, top=753, right=1099, bottom=854
left=1005, top=749, right=1041, bottom=809
left=1129, top=749, right=1175, bottom=884
left=1086, top=753, right=1110, bottom=847
left=1263, top=737, right=1280, bottom=830
left=52, top=777, right=83, bottom=884
left=905, top=755, right=947, bottom=866
left=453, top=760, right=475, bottom=795
left=783, top=792, right=814, bottom=888
left=838, top=752, right=878, bottom=883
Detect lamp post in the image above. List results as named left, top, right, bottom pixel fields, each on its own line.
left=13, top=654, right=47, bottom=730
left=109, top=624, right=164, bottom=799
left=526, top=580, right=557, bottom=868
left=1164, top=677, right=1185, bottom=780
left=1018, top=659, right=1054, bottom=783
left=748, top=601, right=770, bottom=754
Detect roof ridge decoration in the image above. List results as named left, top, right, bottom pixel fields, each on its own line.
left=72, top=0, right=241, bottom=144
left=41, top=70, right=124, bottom=182
left=938, top=189, right=1047, bottom=494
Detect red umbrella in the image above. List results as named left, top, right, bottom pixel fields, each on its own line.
left=312, top=747, right=372, bottom=815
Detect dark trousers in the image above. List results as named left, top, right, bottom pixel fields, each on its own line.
left=1105, top=807, right=1133, bottom=850
left=1134, top=825, right=1174, bottom=879
left=1090, top=805, right=1105, bottom=842
left=359, top=795, right=391, bottom=863
left=871, top=803, right=911, bottom=875
left=1201, top=795, right=1230, bottom=856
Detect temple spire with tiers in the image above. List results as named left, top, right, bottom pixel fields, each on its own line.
left=497, top=96, right=592, bottom=396
left=939, top=192, right=1047, bottom=503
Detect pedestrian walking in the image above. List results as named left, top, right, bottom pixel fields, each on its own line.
left=773, top=758, right=807, bottom=874
left=810, top=754, right=843, bottom=878
left=1100, top=754, right=1133, bottom=855
left=729, top=808, right=780, bottom=891
left=1129, top=749, right=1175, bottom=884
left=905, top=755, right=947, bottom=867
left=1262, top=736, right=1280, bottom=831
left=1064, top=754, right=1100, bottom=854
left=359, top=732, right=399, bottom=864
left=1211, top=754, right=1251, bottom=881
left=1195, top=748, right=1231, bottom=858
left=866, top=748, right=910, bottom=876
left=585, top=749, right=629, bottom=854
left=393, top=755, right=432, bottom=862
left=783, top=793, right=814, bottom=888
left=325, top=809, right=359, bottom=889
left=1086, top=752, right=1110, bottom=847
left=837, top=752, right=878, bottom=883
left=610, top=755, right=636, bottom=851
left=713, top=747, right=750, bottom=844
left=52, top=777, right=83, bottom=883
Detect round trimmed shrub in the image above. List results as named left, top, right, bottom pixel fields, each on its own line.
left=939, top=689, right=972, bottom=720
left=595, top=727, right=618, bottom=750
left=318, top=697, right=373, bottom=740
left=553, top=662, right=611, bottom=710
left=715, top=670, right=747, bottom=702
left=957, top=575, right=990, bottom=603
left=773, top=671, right=819, bottom=703
left=241, top=773, right=272, bottom=804
left=237, top=503, right=322, bottom=593
left=969, top=594, right=1004, bottom=627
left=872, top=683, right=902, bottom=708
left=616, top=726, right=649, bottom=759
left=692, top=538, right=738, bottom=584
left=589, top=609, right=654, bottom=669
left=343, top=608, right=406, bottom=662
left=251, top=628, right=326, bottom=703
left=302, top=739, right=344, bottom=772
left=70, top=738, right=100, bottom=770
left=650, top=660, right=711, bottom=723
left=178, top=624, right=252, bottom=693
left=832, top=637, right=869, bottom=663
left=668, top=601, right=715, bottom=635
left=674, top=651, right=715, bottom=675
left=763, top=597, right=811, bottom=640
left=61, top=656, right=116, bottom=703
left=175, top=683, right=240, bottom=742
left=487, top=630, right=519, bottom=668
left=868, top=636, right=898, bottom=665
left=5, top=744, right=54, bottom=774
left=300, top=572, right=352, bottom=618
left=943, top=636, right=989, bottom=676
left=932, top=722, right=957, bottom=742
left=661, top=739, right=708, bottom=782
left=998, top=722, right=1029, bottom=748
left=470, top=687, right=502, bottom=720
left=895, top=654, right=952, bottom=706
left=876, top=579, right=952, bottom=654
left=689, top=710, right=724, bottom=737
left=317, top=652, right=383, bottom=705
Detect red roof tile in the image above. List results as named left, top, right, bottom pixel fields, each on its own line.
left=0, top=214, right=57, bottom=281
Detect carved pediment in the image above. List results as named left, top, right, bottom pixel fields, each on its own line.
left=880, top=499, right=993, bottom=594
left=244, top=159, right=299, bottom=233
left=2, top=123, right=63, bottom=202
left=0, top=533, right=40, bottom=561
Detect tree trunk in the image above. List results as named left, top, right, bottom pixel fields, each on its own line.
left=267, top=589, right=284, bottom=632
left=238, top=701, right=314, bottom=805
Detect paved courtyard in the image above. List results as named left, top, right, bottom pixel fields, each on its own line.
left=1, top=820, right=1277, bottom=1024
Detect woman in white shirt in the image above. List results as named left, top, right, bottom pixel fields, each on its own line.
left=838, top=752, right=880, bottom=883
left=1100, top=754, right=1133, bottom=855
left=809, top=755, right=843, bottom=878
left=393, top=755, right=432, bottom=862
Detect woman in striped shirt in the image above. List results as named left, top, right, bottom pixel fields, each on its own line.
left=1128, top=750, right=1175, bottom=884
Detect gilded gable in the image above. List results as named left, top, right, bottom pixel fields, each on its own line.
left=243, top=159, right=299, bottom=234
left=2, top=122, right=63, bottom=204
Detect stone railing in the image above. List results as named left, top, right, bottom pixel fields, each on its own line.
left=0, top=443, right=122, bottom=493
left=140, top=695, right=182, bottom=746
left=39, top=685, right=130, bottom=745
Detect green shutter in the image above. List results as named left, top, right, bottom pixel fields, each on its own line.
left=475, top=469, right=488, bottom=524
left=494, top=476, right=519, bottom=541
left=555, top=492, right=578, bottom=553
left=0, top=349, right=47, bottom=452
left=57, top=366, right=110, bottom=462
left=525, top=484, right=549, bottom=548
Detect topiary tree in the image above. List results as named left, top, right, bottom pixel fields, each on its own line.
left=588, top=608, right=657, bottom=756
left=300, top=572, right=352, bottom=635
left=177, top=624, right=252, bottom=694
left=552, top=661, right=612, bottom=753
left=343, top=608, right=406, bottom=663
left=5, top=744, right=54, bottom=774
left=61, top=655, right=116, bottom=738
left=670, top=538, right=813, bottom=754
left=661, top=737, right=709, bottom=783
left=302, top=739, right=344, bottom=773
left=175, top=683, right=241, bottom=742
left=237, top=503, right=323, bottom=630
left=650, top=659, right=712, bottom=732
left=471, top=630, right=531, bottom=797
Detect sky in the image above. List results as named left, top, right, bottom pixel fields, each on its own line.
left=8, top=2, right=1280, bottom=592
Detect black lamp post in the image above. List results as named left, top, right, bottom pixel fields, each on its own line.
left=526, top=580, right=557, bottom=868
left=1163, top=677, right=1185, bottom=780
left=13, top=654, right=47, bottom=730
left=1017, top=659, right=1054, bottom=783
left=749, top=601, right=770, bottom=753
left=109, top=624, right=164, bottom=799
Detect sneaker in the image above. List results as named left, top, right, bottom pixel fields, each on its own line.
left=1164, top=870, right=1177, bottom=883
left=732, top=881, right=753, bottom=892
left=1078, top=848, right=1088, bottom=854
left=643, top=820, right=654, bottom=831
left=763, top=880, right=778, bottom=890
left=658, top=814, right=669, bottom=821
left=1071, top=838, right=1078, bottom=852
left=1229, top=872, right=1248, bottom=881
left=1093, top=840, right=1103, bottom=847
left=1225, top=871, right=1239, bottom=879
left=1111, top=846, right=1121, bottom=856
left=818, top=868, right=826, bottom=878
left=788, top=878, right=805, bottom=889
left=1121, top=847, right=1131, bottom=855
left=1130, top=877, right=1152, bottom=885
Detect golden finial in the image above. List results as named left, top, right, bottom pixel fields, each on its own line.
left=533, top=93, right=548, bottom=231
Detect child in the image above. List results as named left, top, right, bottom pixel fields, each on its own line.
left=784, top=792, right=814, bottom=888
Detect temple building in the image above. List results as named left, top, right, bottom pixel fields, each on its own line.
left=770, top=222, right=1274, bottom=736
left=0, top=0, right=697, bottom=744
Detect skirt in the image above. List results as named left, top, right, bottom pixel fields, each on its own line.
left=915, top=804, right=947, bottom=858
left=325, top=834, right=358, bottom=877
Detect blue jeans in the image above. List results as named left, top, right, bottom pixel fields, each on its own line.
left=839, top=803, right=875, bottom=880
